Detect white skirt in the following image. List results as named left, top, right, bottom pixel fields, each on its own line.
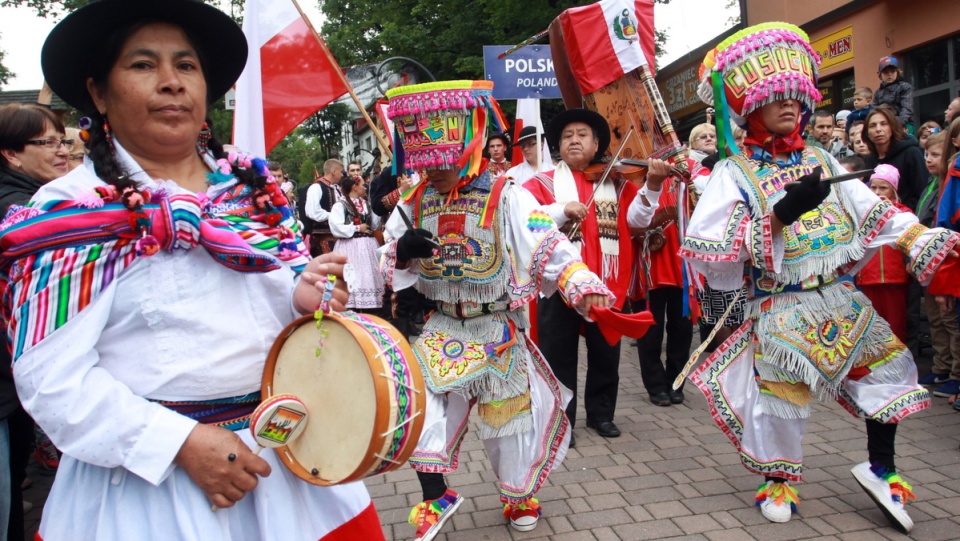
left=334, top=236, right=384, bottom=310
left=36, top=430, right=384, bottom=541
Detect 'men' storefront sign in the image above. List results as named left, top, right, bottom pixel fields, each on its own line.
left=811, top=26, right=854, bottom=71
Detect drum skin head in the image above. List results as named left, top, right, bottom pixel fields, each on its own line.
left=262, top=312, right=425, bottom=486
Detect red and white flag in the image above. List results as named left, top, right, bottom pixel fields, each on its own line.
left=511, top=99, right=553, bottom=170
left=556, top=0, right=656, bottom=95
left=233, top=0, right=349, bottom=157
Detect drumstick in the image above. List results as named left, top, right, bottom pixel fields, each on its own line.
left=396, top=206, right=442, bottom=251
left=783, top=169, right=872, bottom=190
left=211, top=395, right=309, bottom=512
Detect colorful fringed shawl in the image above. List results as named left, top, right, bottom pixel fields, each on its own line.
left=0, top=173, right=310, bottom=363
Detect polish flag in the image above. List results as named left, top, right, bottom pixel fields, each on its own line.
left=233, top=0, right=349, bottom=157
left=555, top=0, right=656, bottom=96
left=511, top=99, right=553, bottom=170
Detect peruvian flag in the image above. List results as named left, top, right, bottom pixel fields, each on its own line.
left=556, top=0, right=656, bottom=95
left=233, top=0, right=349, bottom=157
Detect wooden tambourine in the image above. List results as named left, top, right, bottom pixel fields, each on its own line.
left=262, top=311, right=425, bottom=486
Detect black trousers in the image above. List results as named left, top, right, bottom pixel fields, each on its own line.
left=8, top=407, right=33, bottom=541
left=537, top=293, right=620, bottom=428
left=634, top=286, right=693, bottom=396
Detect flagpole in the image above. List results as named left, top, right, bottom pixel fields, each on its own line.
left=290, top=0, right=393, bottom=159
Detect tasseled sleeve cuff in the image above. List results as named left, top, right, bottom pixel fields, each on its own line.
left=557, top=261, right=614, bottom=317
left=897, top=223, right=960, bottom=285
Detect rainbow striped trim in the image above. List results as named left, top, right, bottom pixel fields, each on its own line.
left=157, top=391, right=260, bottom=431
left=0, top=177, right=311, bottom=363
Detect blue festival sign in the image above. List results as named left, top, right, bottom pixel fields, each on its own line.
left=483, top=45, right=562, bottom=100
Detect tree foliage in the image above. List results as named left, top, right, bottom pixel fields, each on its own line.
left=268, top=127, right=327, bottom=186
left=321, top=0, right=671, bottom=81
left=0, top=0, right=246, bottom=20
left=0, top=35, right=13, bottom=88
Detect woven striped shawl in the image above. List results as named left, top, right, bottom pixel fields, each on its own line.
left=0, top=188, right=310, bottom=363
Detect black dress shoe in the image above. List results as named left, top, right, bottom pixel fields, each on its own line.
left=569, top=431, right=576, bottom=448
left=650, top=392, right=672, bottom=407
left=586, top=419, right=621, bottom=437
left=669, top=390, right=685, bottom=404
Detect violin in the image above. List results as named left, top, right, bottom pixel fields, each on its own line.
left=581, top=158, right=689, bottom=185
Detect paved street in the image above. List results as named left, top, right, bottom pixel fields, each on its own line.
left=21, top=339, right=960, bottom=540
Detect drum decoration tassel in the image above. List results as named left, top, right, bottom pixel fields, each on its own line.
left=313, top=274, right=337, bottom=356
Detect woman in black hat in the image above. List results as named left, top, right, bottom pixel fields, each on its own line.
left=3, top=1, right=383, bottom=539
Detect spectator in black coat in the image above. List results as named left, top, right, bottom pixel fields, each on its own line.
left=863, top=104, right=929, bottom=211
left=0, top=102, right=70, bottom=541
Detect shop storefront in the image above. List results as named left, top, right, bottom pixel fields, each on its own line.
left=746, top=0, right=960, bottom=125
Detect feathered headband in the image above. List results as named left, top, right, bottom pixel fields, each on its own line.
left=386, top=80, right=508, bottom=178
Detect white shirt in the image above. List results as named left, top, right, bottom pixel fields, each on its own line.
left=505, top=160, right=552, bottom=185
left=305, top=180, right=341, bottom=223
left=329, top=198, right=383, bottom=238
left=15, top=146, right=300, bottom=487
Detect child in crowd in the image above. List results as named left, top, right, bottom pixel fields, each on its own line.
left=855, top=164, right=913, bottom=343
left=847, top=120, right=871, bottom=159
left=845, top=87, right=874, bottom=133
left=874, top=57, right=915, bottom=129
left=839, top=155, right=866, bottom=175
left=918, top=121, right=942, bottom=149
left=836, top=109, right=851, bottom=130
left=916, top=131, right=960, bottom=400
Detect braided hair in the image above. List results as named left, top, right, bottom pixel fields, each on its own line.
left=82, top=20, right=268, bottom=193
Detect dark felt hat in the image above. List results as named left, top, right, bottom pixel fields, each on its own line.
left=546, top=108, right=610, bottom=157
left=41, top=0, right=248, bottom=112
left=515, top=125, right=539, bottom=144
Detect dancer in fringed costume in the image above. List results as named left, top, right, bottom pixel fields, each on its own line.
left=379, top=80, right=616, bottom=541
left=681, top=22, right=960, bottom=533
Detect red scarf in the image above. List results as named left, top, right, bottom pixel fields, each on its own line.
left=742, top=109, right=806, bottom=155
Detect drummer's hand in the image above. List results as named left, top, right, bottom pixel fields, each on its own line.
left=564, top=201, right=588, bottom=221
left=645, top=159, right=671, bottom=192
left=293, top=252, right=351, bottom=314
left=174, top=423, right=271, bottom=509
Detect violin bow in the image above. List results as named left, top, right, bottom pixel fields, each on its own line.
left=568, top=126, right=635, bottom=240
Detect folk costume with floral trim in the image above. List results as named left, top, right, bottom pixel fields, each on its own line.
left=381, top=171, right=609, bottom=504
left=382, top=79, right=614, bottom=507
left=679, top=141, right=960, bottom=480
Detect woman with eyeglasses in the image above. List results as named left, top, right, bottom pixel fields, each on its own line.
left=0, top=102, right=71, bottom=540
left=687, top=123, right=718, bottom=163
left=0, top=104, right=70, bottom=214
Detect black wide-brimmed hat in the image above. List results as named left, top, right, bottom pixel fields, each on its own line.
left=42, top=0, right=248, bottom=112
left=546, top=108, right=610, bottom=157
left=515, top=126, right=539, bottom=144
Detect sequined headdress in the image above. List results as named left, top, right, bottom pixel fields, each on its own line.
left=696, top=22, right=821, bottom=157
left=386, top=80, right=508, bottom=178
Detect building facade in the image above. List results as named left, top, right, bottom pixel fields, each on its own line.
left=658, top=0, right=960, bottom=143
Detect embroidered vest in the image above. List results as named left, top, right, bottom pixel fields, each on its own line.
left=730, top=148, right=863, bottom=288
left=415, top=187, right=509, bottom=304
